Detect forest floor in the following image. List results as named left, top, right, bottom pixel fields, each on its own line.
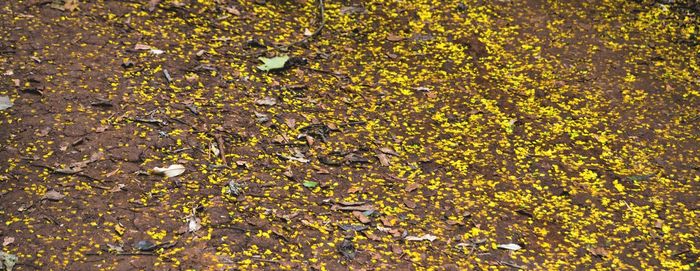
left=0, top=0, right=698, bottom=270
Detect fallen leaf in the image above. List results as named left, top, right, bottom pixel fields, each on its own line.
left=210, top=142, right=220, bottom=157
left=235, top=160, right=249, bottom=168
left=2, top=237, right=14, bottom=246
left=134, top=240, right=157, bottom=251
left=377, top=153, right=390, bottom=166
left=497, top=243, right=522, bottom=251
left=339, top=224, right=368, bottom=231
left=387, top=33, right=405, bottom=42
left=17, top=201, right=33, bottom=212
left=380, top=216, right=395, bottom=227
left=280, top=154, right=310, bottom=163
left=106, top=243, right=124, bottom=253
left=42, top=190, right=65, bottom=201
left=331, top=204, right=375, bottom=212
left=589, top=246, right=609, bottom=257
left=352, top=211, right=371, bottom=224
left=338, top=238, right=356, bottom=259
left=365, top=232, right=382, bottom=241
left=654, top=219, right=663, bottom=229
left=134, top=43, right=151, bottom=50
left=152, top=164, right=186, bottom=177
left=225, top=6, right=241, bottom=15
left=379, top=147, right=399, bottom=156
left=63, top=0, right=78, bottom=11
left=303, top=28, right=313, bottom=36
left=283, top=168, right=294, bottom=178
left=254, top=111, right=269, bottom=123
left=257, top=55, right=289, bottom=71
left=227, top=180, right=243, bottom=196
left=403, top=198, right=417, bottom=209
left=305, top=135, right=314, bottom=146
left=0, top=96, right=12, bottom=111
left=255, top=97, right=277, bottom=106
left=405, top=234, right=437, bottom=242
left=302, top=181, right=318, bottom=188
left=405, top=183, right=420, bottom=192
left=188, top=216, right=202, bottom=232
left=340, top=6, right=366, bottom=15
left=347, top=187, right=362, bottom=193
left=284, top=118, right=296, bottom=129
left=391, top=244, right=403, bottom=254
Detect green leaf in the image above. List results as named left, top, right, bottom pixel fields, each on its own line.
left=302, top=181, right=318, bottom=188
left=257, top=55, right=289, bottom=71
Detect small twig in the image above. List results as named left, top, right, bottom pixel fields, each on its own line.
left=339, top=121, right=366, bottom=127
left=213, top=225, right=251, bottom=232
left=214, top=134, right=228, bottom=166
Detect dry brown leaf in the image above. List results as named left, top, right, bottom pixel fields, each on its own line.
left=305, top=135, right=314, bottom=146
left=134, top=43, right=151, bottom=50
left=403, top=198, right=417, bottom=209
left=391, top=244, right=403, bottom=254
left=405, top=183, right=420, bottom=192
left=326, top=123, right=338, bottom=130
left=284, top=118, right=296, bottom=129
left=283, top=168, right=294, bottom=178
left=347, top=187, right=362, bottom=194
left=225, top=6, right=241, bottom=16
left=387, top=33, right=405, bottom=42
left=654, top=219, right=663, bottom=229
left=364, top=232, right=382, bottom=241
left=380, top=216, right=395, bottom=227
left=338, top=201, right=366, bottom=206
left=377, top=153, right=390, bottom=166
left=352, top=211, right=371, bottom=224
left=64, top=0, right=78, bottom=11
left=43, top=190, right=65, bottom=201
left=331, top=204, right=374, bottom=211
left=590, top=246, right=609, bottom=257
left=379, top=147, right=399, bottom=156
left=2, top=236, right=15, bottom=246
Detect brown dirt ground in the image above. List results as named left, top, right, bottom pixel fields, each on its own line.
left=0, top=0, right=699, bottom=270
